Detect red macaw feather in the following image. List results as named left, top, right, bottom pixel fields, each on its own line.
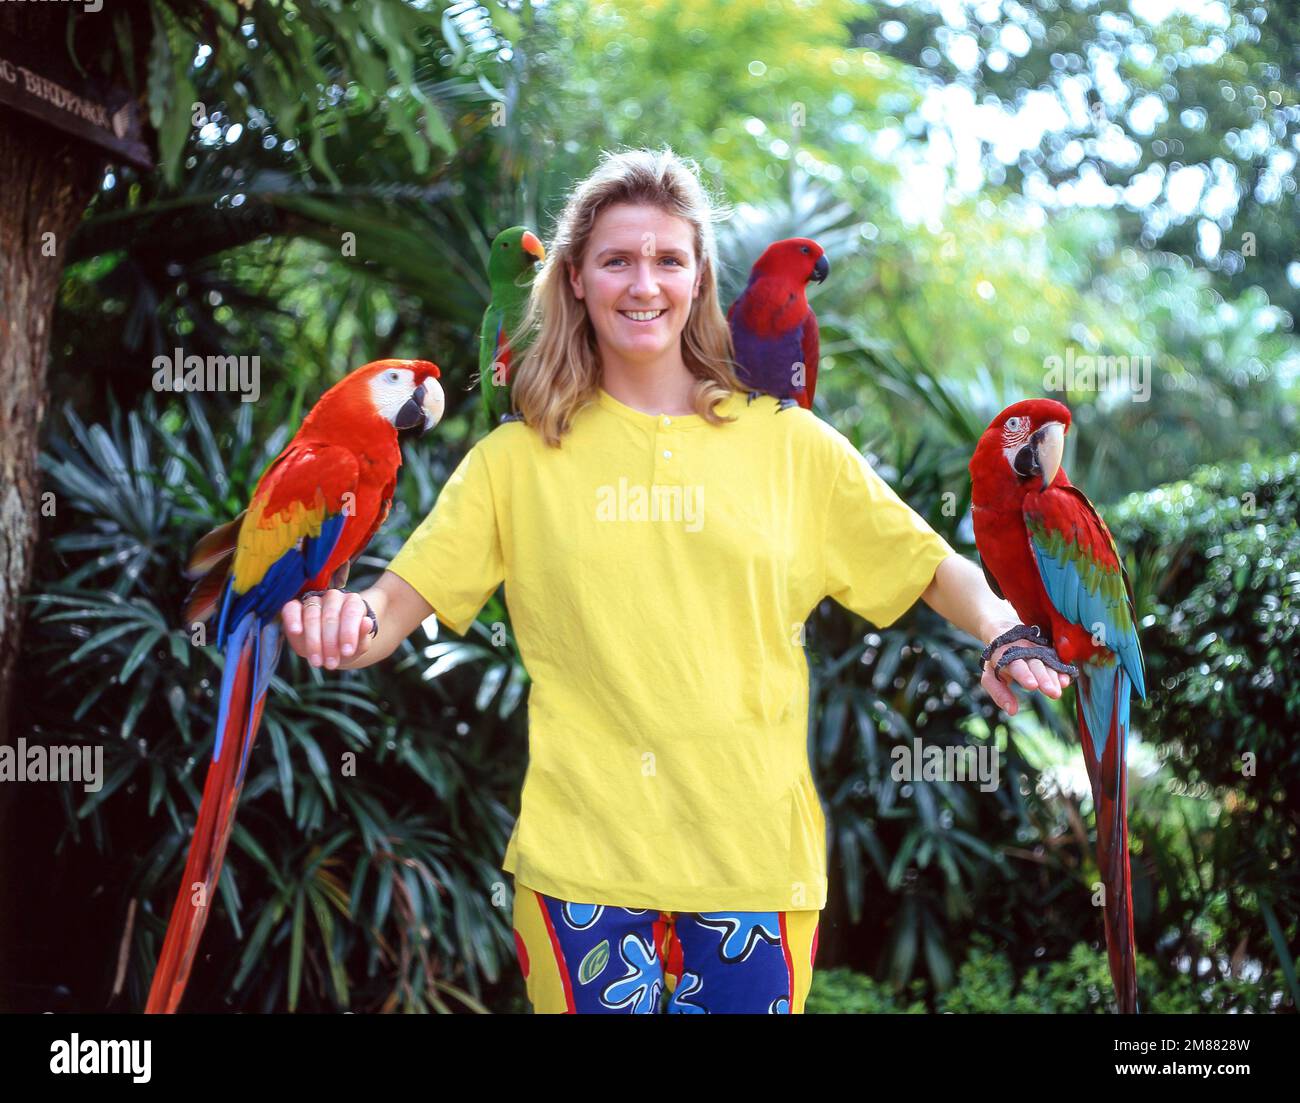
left=494, top=318, right=512, bottom=383
left=147, top=617, right=269, bottom=1014
left=183, top=510, right=246, bottom=579
left=1075, top=660, right=1138, bottom=1016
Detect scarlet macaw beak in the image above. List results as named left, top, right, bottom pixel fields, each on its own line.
left=1032, top=421, right=1065, bottom=489
left=394, top=374, right=446, bottom=435
left=522, top=230, right=546, bottom=263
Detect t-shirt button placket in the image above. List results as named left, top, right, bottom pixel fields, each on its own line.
left=654, top=418, right=677, bottom=483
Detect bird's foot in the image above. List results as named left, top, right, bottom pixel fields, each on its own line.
left=775, top=397, right=799, bottom=412
left=980, top=623, right=1043, bottom=665
left=981, top=624, right=1081, bottom=678
left=996, top=644, right=1079, bottom=679
left=498, top=412, right=524, bottom=424
left=745, top=390, right=762, bottom=405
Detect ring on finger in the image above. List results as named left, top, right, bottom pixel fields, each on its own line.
left=300, top=588, right=328, bottom=610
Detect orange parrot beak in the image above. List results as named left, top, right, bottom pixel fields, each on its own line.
left=522, top=230, right=546, bottom=263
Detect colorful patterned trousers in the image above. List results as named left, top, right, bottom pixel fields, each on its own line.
left=511, top=885, right=820, bottom=1013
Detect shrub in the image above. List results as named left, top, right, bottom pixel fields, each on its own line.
left=1107, top=454, right=1300, bottom=1012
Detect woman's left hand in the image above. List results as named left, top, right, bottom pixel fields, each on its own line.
left=980, top=621, right=1071, bottom=716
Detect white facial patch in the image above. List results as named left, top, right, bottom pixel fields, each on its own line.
left=1000, top=414, right=1032, bottom=471
left=367, top=367, right=417, bottom=421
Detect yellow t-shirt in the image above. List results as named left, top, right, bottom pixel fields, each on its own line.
left=386, top=386, right=955, bottom=912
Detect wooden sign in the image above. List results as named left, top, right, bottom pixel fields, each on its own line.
left=0, top=37, right=152, bottom=170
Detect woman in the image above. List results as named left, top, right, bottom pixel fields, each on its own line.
left=279, top=147, right=1068, bottom=1014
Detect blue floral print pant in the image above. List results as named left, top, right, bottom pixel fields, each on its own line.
left=510, top=885, right=820, bottom=1013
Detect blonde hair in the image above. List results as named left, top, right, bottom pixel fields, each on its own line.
left=510, top=146, right=745, bottom=447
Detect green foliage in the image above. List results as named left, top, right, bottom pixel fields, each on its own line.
left=937, top=936, right=1282, bottom=1014
left=806, top=967, right=928, bottom=1014
left=544, top=0, right=915, bottom=200
left=811, top=935, right=1287, bottom=1013
left=60, top=1, right=518, bottom=427
left=134, top=0, right=511, bottom=187
left=878, top=0, right=1300, bottom=321
left=1107, top=454, right=1300, bottom=1010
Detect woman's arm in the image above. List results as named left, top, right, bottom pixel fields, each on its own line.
left=280, top=570, right=435, bottom=671
left=919, top=553, right=1069, bottom=716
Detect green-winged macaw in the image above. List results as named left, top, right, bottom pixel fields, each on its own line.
left=970, top=398, right=1146, bottom=1013
left=145, top=359, right=444, bottom=1013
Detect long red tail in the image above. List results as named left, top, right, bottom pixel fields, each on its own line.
left=1076, top=663, right=1138, bottom=1013
left=145, top=613, right=277, bottom=1013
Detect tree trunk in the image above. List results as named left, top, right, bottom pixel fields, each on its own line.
left=0, top=11, right=105, bottom=739
left=0, top=10, right=106, bottom=1011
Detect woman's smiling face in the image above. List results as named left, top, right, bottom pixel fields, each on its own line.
left=568, top=202, right=702, bottom=366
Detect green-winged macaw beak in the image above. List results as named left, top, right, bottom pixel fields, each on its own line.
left=1032, top=421, right=1065, bottom=489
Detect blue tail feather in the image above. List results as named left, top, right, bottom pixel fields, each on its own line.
left=216, top=578, right=236, bottom=649
left=1079, top=659, right=1119, bottom=763
left=213, top=612, right=256, bottom=763
left=235, top=619, right=283, bottom=788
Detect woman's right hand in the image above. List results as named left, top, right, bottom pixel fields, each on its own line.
left=281, top=589, right=375, bottom=669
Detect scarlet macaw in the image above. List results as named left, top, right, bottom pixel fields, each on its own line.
left=727, top=238, right=828, bottom=411
left=478, top=226, right=545, bottom=427
left=146, top=359, right=444, bottom=1013
left=969, top=398, right=1146, bottom=1013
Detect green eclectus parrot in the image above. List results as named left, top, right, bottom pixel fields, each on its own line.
left=969, top=398, right=1146, bottom=1013
left=726, top=237, right=828, bottom=411
left=146, top=359, right=445, bottom=1013
left=478, top=226, right=546, bottom=426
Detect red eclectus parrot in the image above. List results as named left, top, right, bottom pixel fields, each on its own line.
left=146, top=358, right=445, bottom=1013
left=726, top=237, right=828, bottom=411
left=969, top=398, right=1146, bottom=1014
left=478, top=226, right=545, bottom=427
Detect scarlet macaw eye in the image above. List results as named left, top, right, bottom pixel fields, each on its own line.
left=1006, top=416, right=1023, bottom=430
left=387, top=370, right=400, bottom=382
